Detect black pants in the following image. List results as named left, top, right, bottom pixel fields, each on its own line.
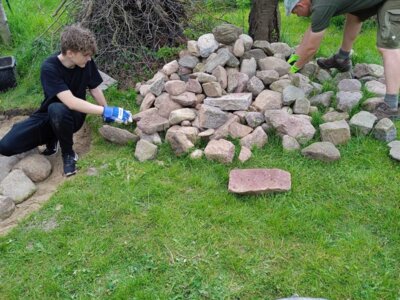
left=0, top=102, right=86, bottom=156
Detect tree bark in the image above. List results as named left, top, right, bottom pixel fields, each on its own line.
left=0, top=1, right=11, bottom=45
left=249, top=0, right=280, bottom=42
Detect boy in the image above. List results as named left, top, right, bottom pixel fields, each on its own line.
left=0, top=24, right=132, bottom=176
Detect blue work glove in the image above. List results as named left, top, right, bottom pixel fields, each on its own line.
left=102, top=106, right=133, bottom=124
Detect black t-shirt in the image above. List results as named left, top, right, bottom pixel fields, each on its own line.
left=37, top=54, right=103, bottom=112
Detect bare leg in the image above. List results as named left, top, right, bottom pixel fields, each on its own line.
left=379, top=48, right=400, bottom=95
left=341, top=14, right=363, bottom=52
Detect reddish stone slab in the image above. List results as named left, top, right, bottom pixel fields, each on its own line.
left=228, top=169, right=291, bottom=195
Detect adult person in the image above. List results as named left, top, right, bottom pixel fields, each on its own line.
left=284, top=0, right=400, bottom=120
left=0, top=24, right=132, bottom=176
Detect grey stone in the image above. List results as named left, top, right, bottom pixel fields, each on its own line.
left=204, top=48, right=230, bottom=73
left=365, top=80, right=386, bottom=96
left=301, top=142, right=341, bottom=162
left=240, top=57, right=257, bottom=78
left=140, top=93, right=156, bottom=111
left=166, top=126, right=199, bottom=145
left=198, top=104, right=229, bottom=129
left=203, top=82, right=223, bottom=97
left=212, top=66, right=228, bottom=90
left=229, top=122, right=253, bottom=139
left=362, top=97, right=384, bottom=112
left=162, top=60, right=179, bottom=75
left=258, top=57, right=291, bottom=76
left=310, top=91, right=334, bottom=108
left=239, top=34, right=253, bottom=51
left=149, top=78, right=165, bottom=96
left=389, top=147, right=400, bottom=161
left=0, top=155, right=19, bottom=183
left=187, top=41, right=200, bottom=57
left=211, top=114, right=240, bottom=140
left=336, top=91, right=363, bottom=112
left=169, top=108, right=197, bottom=125
left=212, top=24, right=242, bottom=44
left=13, top=154, right=52, bottom=183
left=253, top=40, right=274, bottom=55
left=338, top=79, right=362, bottom=92
left=0, top=195, right=15, bottom=220
left=134, top=140, right=158, bottom=162
left=171, top=92, right=198, bottom=107
left=245, top=112, right=265, bottom=128
left=242, top=49, right=268, bottom=62
left=270, top=42, right=292, bottom=57
left=270, top=79, right=292, bottom=93
left=168, top=132, right=195, bottom=156
left=320, top=120, right=351, bottom=145
left=191, top=72, right=217, bottom=83
left=373, top=118, right=397, bottom=142
left=178, top=55, right=199, bottom=69
left=165, top=80, right=186, bottom=96
left=204, top=93, right=252, bottom=111
left=256, top=70, right=280, bottom=85
left=388, top=141, right=400, bottom=148
left=316, top=69, right=332, bottom=83
left=238, top=147, right=252, bottom=163
left=254, top=90, right=282, bottom=112
left=233, top=39, right=245, bottom=57
left=246, top=76, right=265, bottom=97
left=227, top=72, right=249, bottom=93
left=282, top=135, right=300, bottom=151
left=0, top=169, right=37, bottom=204
left=197, top=33, right=219, bottom=58
left=282, top=85, right=306, bottom=106
left=190, top=149, right=203, bottom=159
left=322, top=111, right=350, bottom=123
left=293, top=98, right=310, bottom=115
left=349, top=111, right=378, bottom=136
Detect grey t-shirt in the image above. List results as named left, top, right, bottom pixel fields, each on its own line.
left=311, top=0, right=385, bottom=32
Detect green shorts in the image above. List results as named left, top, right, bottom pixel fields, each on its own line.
left=377, top=0, right=400, bottom=49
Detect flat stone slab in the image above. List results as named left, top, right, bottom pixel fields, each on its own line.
left=99, top=125, right=139, bottom=145
left=228, top=168, right=291, bottom=195
left=301, top=142, right=340, bottom=162
left=204, top=93, right=252, bottom=111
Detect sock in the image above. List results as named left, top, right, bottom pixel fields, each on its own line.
left=336, top=48, right=351, bottom=59
left=384, top=94, right=399, bottom=110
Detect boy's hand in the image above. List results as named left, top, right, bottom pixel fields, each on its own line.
left=102, top=106, right=133, bottom=124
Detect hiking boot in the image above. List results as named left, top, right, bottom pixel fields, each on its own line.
left=41, top=139, right=59, bottom=156
left=317, top=54, right=352, bottom=72
left=62, top=151, right=79, bottom=177
left=373, top=102, right=400, bottom=121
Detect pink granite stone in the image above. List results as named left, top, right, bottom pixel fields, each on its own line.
left=228, top=169, right=291, bottom=195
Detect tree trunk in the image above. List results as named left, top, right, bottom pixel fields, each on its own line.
left=249, top=0, right=280, bottom=42
left=0, top=1, right=11, bottom=45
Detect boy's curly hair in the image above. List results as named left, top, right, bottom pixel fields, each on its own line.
left=60, top=24, right=97, bottom=55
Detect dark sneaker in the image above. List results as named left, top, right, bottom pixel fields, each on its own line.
left=373, top=102, right=400, bottom=121
left=317, top=54, right=352, bottom=72
left=62, top=152, right=79, bottom=177
left=41, top=140, right=59, bottom=156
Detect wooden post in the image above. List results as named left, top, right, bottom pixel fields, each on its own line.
left=0, top=1, right=12, bottom=45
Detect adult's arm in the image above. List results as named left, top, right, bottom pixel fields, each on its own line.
left=295, top=27, right=325, bottom=68
left=56, top=90, right=104, bottom=115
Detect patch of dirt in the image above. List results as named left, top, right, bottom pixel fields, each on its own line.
left=0, top=116, right=92, bottom=236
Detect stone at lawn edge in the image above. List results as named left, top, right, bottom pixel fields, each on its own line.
left=134, top=139, right=158, bottom=162
left=0, top=170, right=37, bottom=204
left=204, top=93, right=252, bottom=111
left=99, top=125, right=139, bottom=146
left=238, top=147, right=252, bottom=163
left=254, top=90, right=282, bottom=111
left=190, top=149, right=204, bottom=159
left=229, top=122, right=253, bottom=139
left=373, top=118, right=397, bottom=142
left=169, top=108, right=197, bottom=125
left=336, top=91, right=363, bottom=112
left=166, top=126, right=199, bottom=144
left=389, top=146, right=400, bottom=161
left=319, top=120, right=351, bottom=145
left=168, top=132, right=195, bottom=156
left=204, top=139, right=235, bottom=164
left=349, top=111, right=377, bottom=136
left=0, top=155, right=19, bottom=183
left=240, top=126, right=268, bottom=149
left=212, top=24, right=242, bottom=44
left=211, top=114, right=240, bottom=140
left=0, top=195, right=15, bottom=221
left=388, top=140, right=400, bottom=148
left=228, top=169, right=291, bottom=195
left=197, top=33, right=219, bottom=58
left=282, top=135, right=301, bottom=151
left=365, top=80, right=386, bottom=96
left=301, top=142, right=341, bottom=162
left=13, top=154, right=52, bottom=183
left=198, top=105, right=229, bottom=129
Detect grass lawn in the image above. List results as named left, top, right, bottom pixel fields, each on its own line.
left=1, top=2, right=400, bottom=299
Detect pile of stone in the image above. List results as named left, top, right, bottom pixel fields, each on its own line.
left=0, top=150, right=52, bottom=222
left=99, top=24, right=399, bottom=165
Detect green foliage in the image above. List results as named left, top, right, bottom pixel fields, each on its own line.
left=155, top=46, right=183, bottom=61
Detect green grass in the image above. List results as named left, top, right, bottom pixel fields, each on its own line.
left=1, top=2, right=400, bottom=299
